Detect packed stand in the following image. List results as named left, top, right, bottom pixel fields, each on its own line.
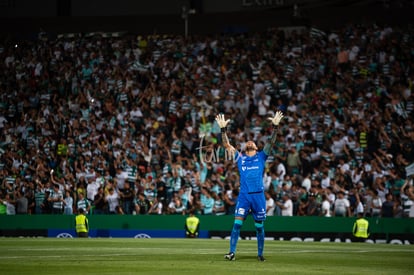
left=0, top=23, right=414, bottom=218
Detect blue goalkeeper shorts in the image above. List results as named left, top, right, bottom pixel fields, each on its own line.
left=234, top=191, right=266, bottom=221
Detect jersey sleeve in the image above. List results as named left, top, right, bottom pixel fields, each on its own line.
left=259, top=150, right=268, bottom=161
left=234, top=150, right=240, bottom=161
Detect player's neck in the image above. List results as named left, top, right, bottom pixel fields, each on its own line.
left=245, top=150, right=256, bottom=157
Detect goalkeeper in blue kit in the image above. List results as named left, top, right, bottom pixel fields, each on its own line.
left=215, top=111, right=284, bottom=262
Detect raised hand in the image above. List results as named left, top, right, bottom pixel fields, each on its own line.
left=267, top=110, right=284, bottom=126
left=215, top=114, right=230, bottom=129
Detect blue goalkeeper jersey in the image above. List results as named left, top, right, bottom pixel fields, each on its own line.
left=235, top=150, right=268, bottom=194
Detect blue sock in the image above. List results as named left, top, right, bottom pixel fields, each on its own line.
left=229, top=219, right=243, bottom=253
left=255, top=222, right=264, bottom=257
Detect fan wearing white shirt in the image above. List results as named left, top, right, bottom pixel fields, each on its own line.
left=320, top=194, right=331, bottom=217
left=276, top=193, right=293, bottom=216
left=265, top=192, right=276, bottom=216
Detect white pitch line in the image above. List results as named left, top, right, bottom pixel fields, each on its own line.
left=0, top=254, right=139, bottom=259
left=272, top=249, right=414, bottom=253
left=2, top=248, right=412, bottom=260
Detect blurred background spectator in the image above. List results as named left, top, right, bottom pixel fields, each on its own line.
left=0, top=14, right=414, bottom=219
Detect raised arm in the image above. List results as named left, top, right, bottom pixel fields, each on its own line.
left=215, top=114, right=236, bottom=153
left=263, top=111, right=284, bottom=155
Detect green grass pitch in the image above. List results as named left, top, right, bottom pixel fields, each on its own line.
left=0, top=238, right=413, bottom=275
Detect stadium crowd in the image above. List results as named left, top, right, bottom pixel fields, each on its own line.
left=0, top=22, right=414, bottom=218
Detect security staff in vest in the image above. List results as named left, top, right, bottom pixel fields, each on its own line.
left=75, top=208, right=89, bottom=238
left=185, top=209, right=200, bottom=238
left=352, top=211, right=369, bottom=242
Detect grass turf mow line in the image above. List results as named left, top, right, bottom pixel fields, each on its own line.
left=0, top=238, right=413, bottom=275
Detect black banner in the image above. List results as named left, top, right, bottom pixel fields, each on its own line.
left=210, top=231, right=414, bottom=245
left=0, top=230, right=48, bottom=237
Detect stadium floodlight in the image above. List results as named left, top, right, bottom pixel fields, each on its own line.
left=181, top=5, right=196, bottom=38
